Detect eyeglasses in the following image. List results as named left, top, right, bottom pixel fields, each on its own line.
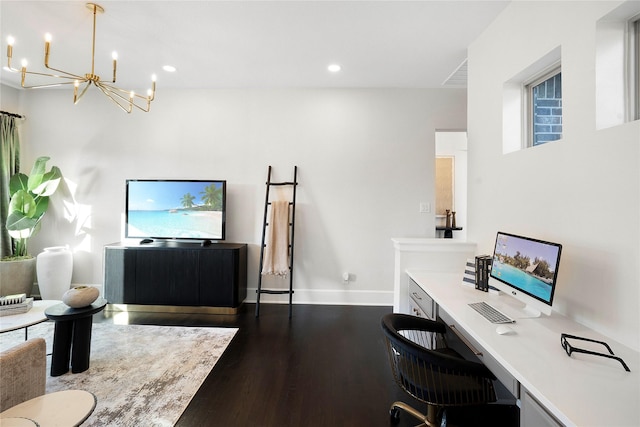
left=560, top=333, right=630, bottom=372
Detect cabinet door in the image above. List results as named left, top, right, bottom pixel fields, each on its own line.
left=135, top=249, right=200, bottom=305
left=104, top=248, right=137, bottom=304
left=521, top=388, right=563, bottom=427
left=199, top=249, right=237, bottom=306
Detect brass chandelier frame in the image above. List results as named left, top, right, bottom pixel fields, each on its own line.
left=5, top=2, right=156, bottom=113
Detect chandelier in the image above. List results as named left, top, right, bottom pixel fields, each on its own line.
left=5, top=2, right=156, bottom=113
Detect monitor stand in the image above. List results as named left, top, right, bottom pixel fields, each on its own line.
left=497, top=301, right=543, bottom=320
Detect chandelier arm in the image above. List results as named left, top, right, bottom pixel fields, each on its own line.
left=130, top=98, right=151, bottom=113
left=43, top=64, right=85, bottom=80
left=74, top=81, right=92, bottom=104
left=99, top=82, right=154, bottom=102
left=20, top=69, right=83, bottom=80
left=95, top=84, right=133, bottom=113
left=22, top=81, right=80, bottom=90
left=100, top=82, right=155, bottom=103
left=99, top=84, right=151, bottom=112
left=99, top=84, right=150, bottom=112
left=98, top=83, right=135, bottom=103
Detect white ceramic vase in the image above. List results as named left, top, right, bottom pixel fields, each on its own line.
left=63, top=286, right=99, bottom=308
left=37, top=246, right=73, bottom=300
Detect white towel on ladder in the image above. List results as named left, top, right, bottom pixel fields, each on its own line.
left=261, top=200, right=290, bottom=277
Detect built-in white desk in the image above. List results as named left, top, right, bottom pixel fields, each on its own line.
left=407, top=269, right=640, bottom=427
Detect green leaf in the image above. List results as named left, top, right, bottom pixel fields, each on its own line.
left=8, top=189, right=36, bottom=218
left=27, top=156, right=51, bottom=193
left=32, top=166, right=62, bottom=196
left=6, top=211, right=38, bottom=234
left=8, top=173, right=29, bottom=198
left=33, top=196, right=50, bottom=218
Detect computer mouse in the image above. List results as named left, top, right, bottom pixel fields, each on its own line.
left=496, top=325, right=515, bottom=335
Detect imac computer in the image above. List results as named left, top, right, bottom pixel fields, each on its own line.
left=489, top=231, right=562, bottom=318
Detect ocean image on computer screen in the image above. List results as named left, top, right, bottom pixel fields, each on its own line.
left=127, top=181, right=223, bottom=239
left=491, top=234, right=560, bottom=303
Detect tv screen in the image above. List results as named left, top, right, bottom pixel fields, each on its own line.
left=125, top=179, right=226, bottom=241
left=490, top=231, right=562, bottom=307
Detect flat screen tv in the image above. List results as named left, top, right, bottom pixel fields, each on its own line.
left=489, top=231, right=562, bottom=317
left=125, top=179, right=226, bottom=242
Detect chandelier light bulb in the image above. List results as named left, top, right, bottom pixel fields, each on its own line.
left=6, top=36, right=14, bottom=66
left=151, top=74, right=157, bottom=82
left=44, top=33, right=52, bottom=43
left=21, top=59, right=27, bottom=67
left=112, top=51, right=117, bottom=60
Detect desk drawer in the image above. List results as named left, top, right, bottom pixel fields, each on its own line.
left=409, top=278, right=435, bottom=320
left=438, top=308, right=519, bottom=399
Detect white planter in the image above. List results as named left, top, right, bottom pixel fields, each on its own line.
left=37, top=246, right=73, bottom=300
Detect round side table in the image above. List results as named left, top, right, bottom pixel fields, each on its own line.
left=44, top=298, right=107, bottom=376
left=0, top=390, right=96, bottom=427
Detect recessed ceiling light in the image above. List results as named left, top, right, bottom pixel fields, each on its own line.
left=327, top=64, right=341, bottom=73
left=162, top=65, right=176, bottom=73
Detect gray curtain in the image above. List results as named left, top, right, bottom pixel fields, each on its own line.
left=1, top=113, right=20, bottom=259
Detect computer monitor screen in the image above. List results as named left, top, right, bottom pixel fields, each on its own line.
left=489, top=231, right=562, bottom=317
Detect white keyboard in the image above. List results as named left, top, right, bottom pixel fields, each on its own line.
left=468, top=301, right=515, bottom=324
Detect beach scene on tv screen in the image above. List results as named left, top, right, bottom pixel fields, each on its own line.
left=491, top=234, right=559, bottom=303
left=127, top=181, right=223, bottom=239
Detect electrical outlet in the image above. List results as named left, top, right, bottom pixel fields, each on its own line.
left=419, top=202, right=430, bottom=213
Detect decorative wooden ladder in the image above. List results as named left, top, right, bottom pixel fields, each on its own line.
left=255, top=166, right=298, bottom=318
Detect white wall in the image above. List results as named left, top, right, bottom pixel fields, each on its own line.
left=0, top=85, right=20, bottom=112
left=467, top=1, right=640, bottom=350
left=10, top=87, right=466, bottom=305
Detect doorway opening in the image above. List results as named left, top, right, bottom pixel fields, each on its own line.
left=435, top=131, right=467, bottom=240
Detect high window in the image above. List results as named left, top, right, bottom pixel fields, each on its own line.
left=526, top=67, right=562, bottom=147
left=502, top=46, right=561, bottom=154
left=595, top=4, right=640, bottom=128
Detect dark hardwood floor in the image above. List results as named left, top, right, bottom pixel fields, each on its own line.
left=94, top=303, right=516, bottom=427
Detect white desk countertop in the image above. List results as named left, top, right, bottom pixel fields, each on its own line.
left=407, top=269, right=640, bottom=427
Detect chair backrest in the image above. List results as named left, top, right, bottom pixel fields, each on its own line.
left=381, top=313, right=496, bottom=407
left=0, top=338, right=46, bottom=411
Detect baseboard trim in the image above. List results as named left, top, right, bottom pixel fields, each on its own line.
left=247, top=288, right=393, bottom=306
left=106, top=303, right=240, bottom=315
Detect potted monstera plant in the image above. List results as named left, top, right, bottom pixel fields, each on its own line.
left=0, top=156, right=62, bottom=297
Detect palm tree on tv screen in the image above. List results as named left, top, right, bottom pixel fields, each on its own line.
left=201, top=184, right=223, bottom=210
left=181, top=193, right=196, bottom=209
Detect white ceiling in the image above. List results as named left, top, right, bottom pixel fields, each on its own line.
left=0, top=1, right=509, bottom=91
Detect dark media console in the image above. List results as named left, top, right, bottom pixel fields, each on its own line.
left=104, top=242, right=247, bottom=313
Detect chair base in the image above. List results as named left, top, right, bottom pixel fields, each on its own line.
left=390, top=401, right=444, bottom=427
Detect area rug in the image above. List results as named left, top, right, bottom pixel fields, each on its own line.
left=0, top=321, right=237, bottom=426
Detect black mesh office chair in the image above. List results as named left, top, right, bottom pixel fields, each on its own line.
left=381, top=313, right=498, bottom=427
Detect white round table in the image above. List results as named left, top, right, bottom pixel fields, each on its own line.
left=0, top=390, right=96, bottom=427
left=0, top=300, right=61, bottom=339
left=0, top=417, right=38, bottom=426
